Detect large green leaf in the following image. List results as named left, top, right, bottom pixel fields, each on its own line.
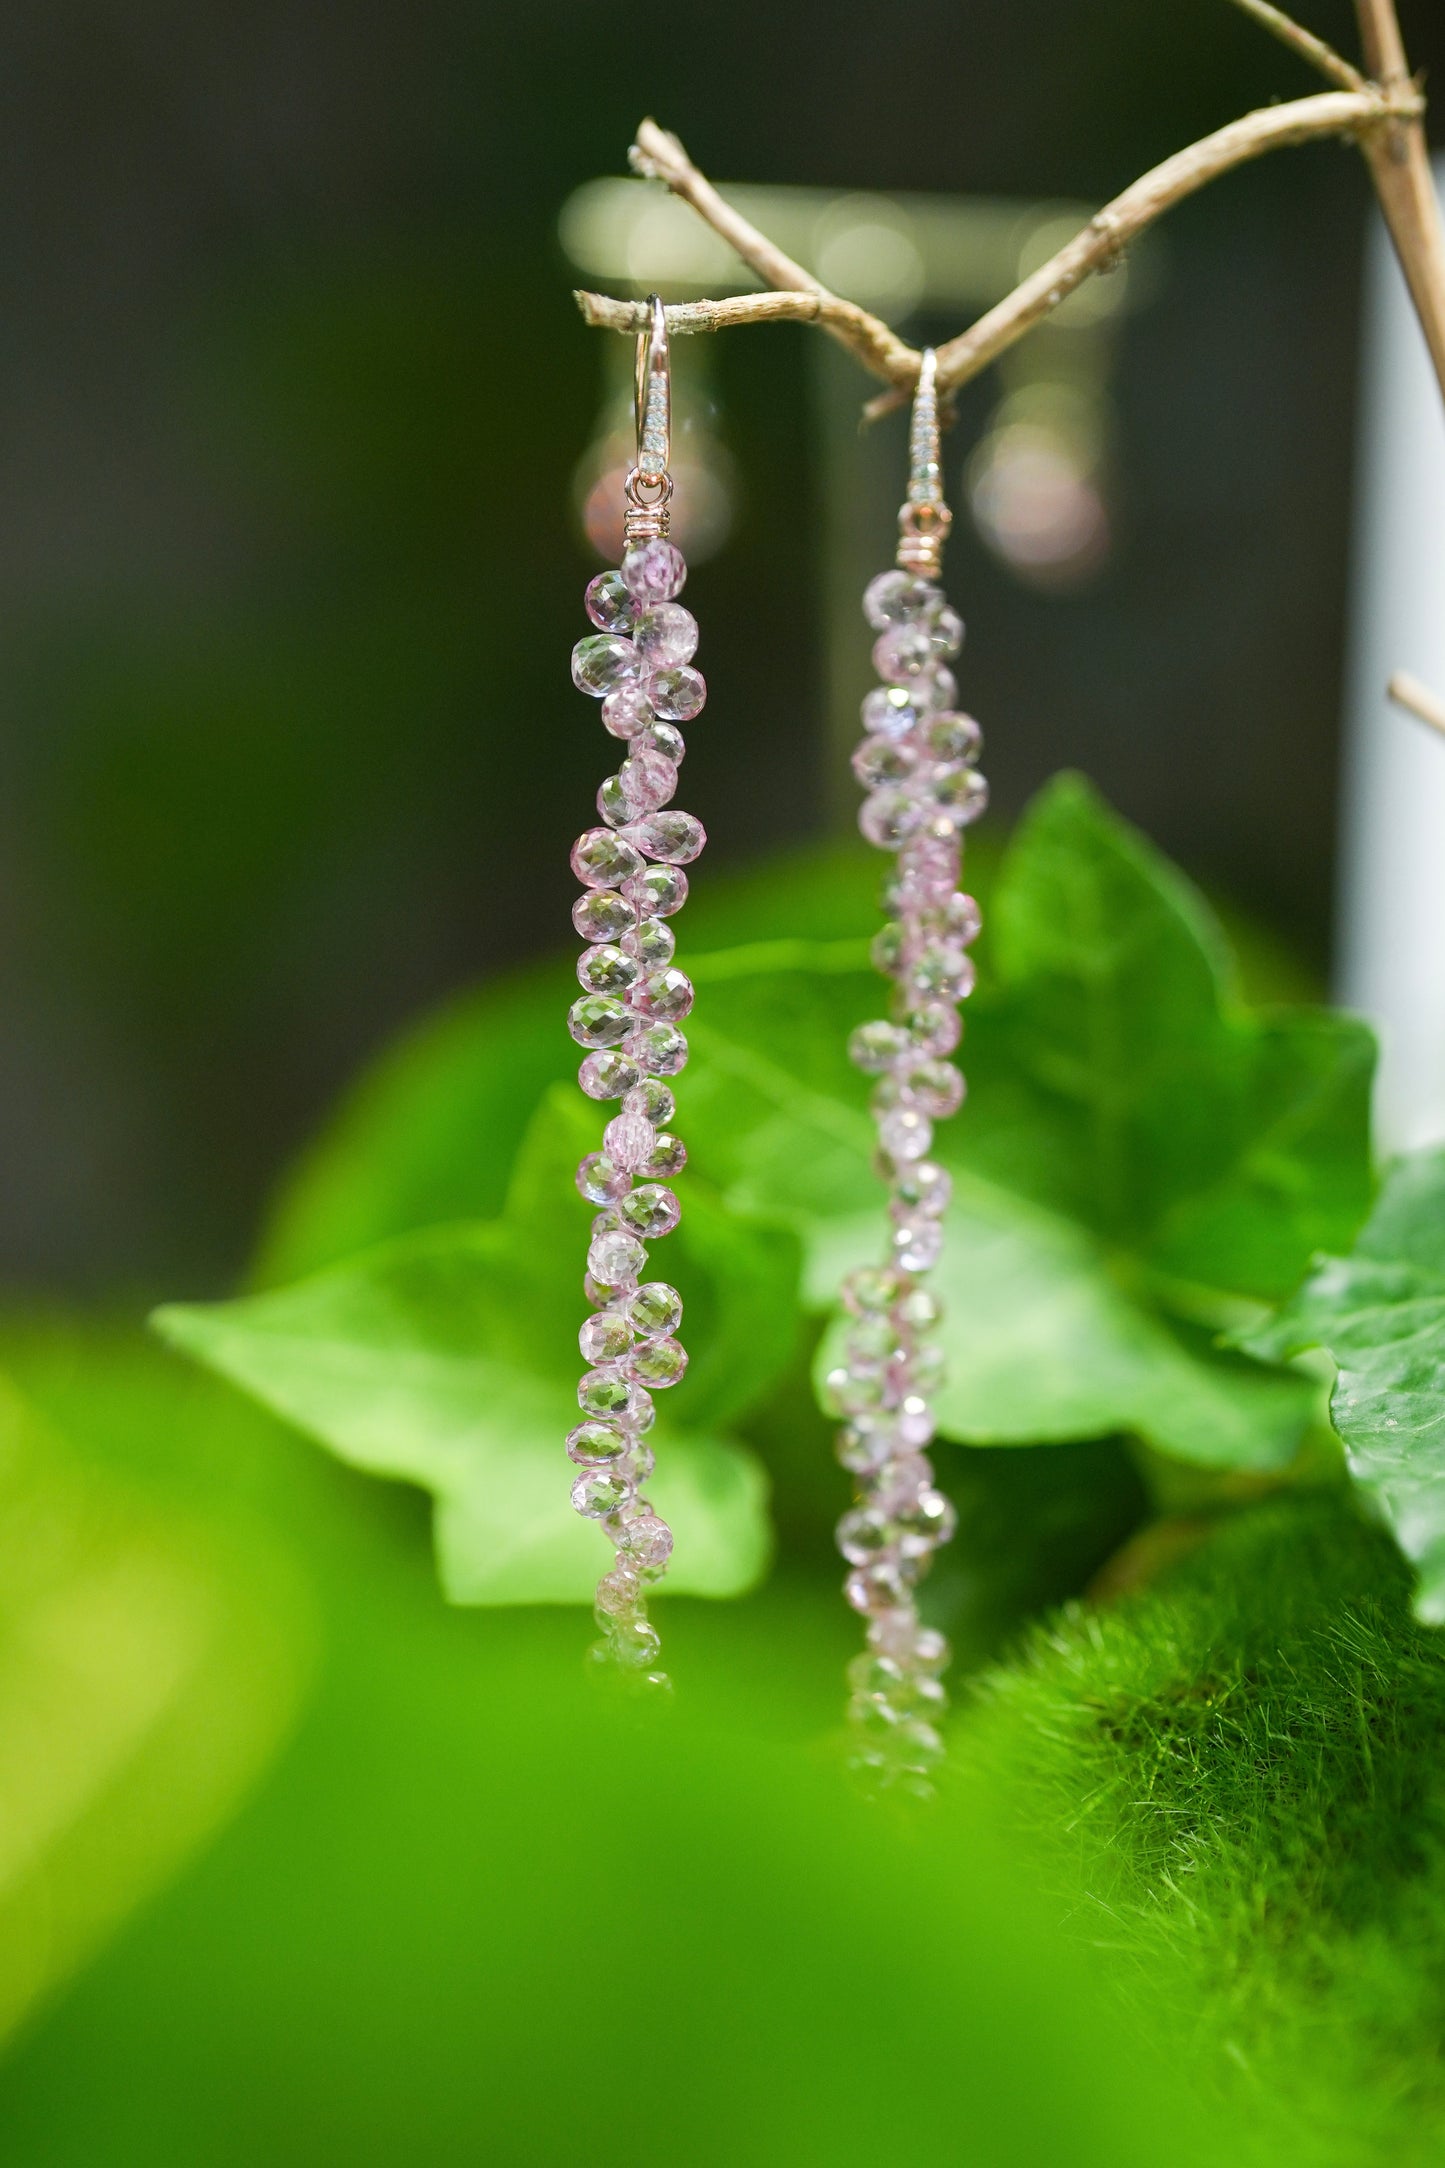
left=157, top=1090, right=793, bottom=1604
left=240, top=779, right=1372, bottom=1486
left=1240, top=1147, right=1445, bottom=1620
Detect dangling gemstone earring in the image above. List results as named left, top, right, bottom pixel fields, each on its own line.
left=829, top=349, right=987, bottom=1790
left=565, top=296, right=706, bottom=1687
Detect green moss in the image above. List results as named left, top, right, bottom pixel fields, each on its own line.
left=961, top=1495, right=1445, bottom=2165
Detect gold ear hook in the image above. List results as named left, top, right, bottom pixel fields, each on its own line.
left=896, top=349, right=953, bottom=579
left=625, top=294, right=674, bottom=543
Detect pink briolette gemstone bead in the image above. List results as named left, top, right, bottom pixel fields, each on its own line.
left=604, top=1110, right=657, bottom=1171
left=620, top=539, right=686, bottom=603
left=647, top=666, right=706, bottom=723
left=601, top=683, right=655, bottom=740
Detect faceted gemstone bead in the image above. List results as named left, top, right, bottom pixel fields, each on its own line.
left=895, top=1395, right=936, bottom=1448
left=611, top=1615, right=664, bottom=1668
left=628, top=1335, right=688, bottom=1388
left=930, top=768, right=990, bottom=826
left=635, top=966, right=694, bottom=1021
left=634, top=602, right=699, bottom=667
left=837, top=1507, right=894, bottom=1564
left=895, top=1285, right=942, bottom=1330
left=909, top=942, right=975, bottom=1001
left=646, top=666, right=706, bottom=722
left=585, top=571, right=636, bottom=634
left=628, top=1281, right=683, bottom=1340
left=611, top=1506, right=674, bottom=1572
left=616, top=750, right=678, bottom=815
left=859, top=788, right=923, bottom=850
left=863, top=570, right=941, bottom=628
left=878, top=1105, right=934, bottom=1161
left=594, top=1564, right=642, bottom=1615
left=892, top=1719, right=945, bottom=1768
left=893, top=1218, right=945, bottom=1272
left=621, top=916, right=675, bottom=969
left=577, top=943, right=639, bottom=996
left=618, top=1439, right=657, bottom=1484
left=597, top=774, right=632, bottom=828
left=911, top=1626, right=951, bottom=1674
left=921, top=712, right=983, bottom=765
left=601, top=682, right=654, bottom=740
left=872, top=623, right=936, bottom=682
left=902, top=1059, right=966, bottom=1116
left=922, top=664, right=958, bottom=711
left=845, top=1560, right=911, bottom=1614
left=846, top=1317, right=904, bottom=1370
left=577, top=1368, right=640, bottom=1419
left=896, top=1489, right=958, bottom=1552
left=577, top=1049, right=641, bottom=1100
left=635, top=718, right=685, bottom=765
left=579, top=1309, right=634, bottom=1364
left=587, top=1228, right=647, bottom=1289
left=862, top=684, right=931, bottom=739
left=841, top=1266, right=903, bottom=1317
left=835, top=1419, right=896, bottom=1475
left=871, top=922, right=904, bottom=976
left=573, top=889, right=635, bottom=943
left=576, top=1151, right=631, bottom=1205
left=892, top=1160, right=952, bottom=1218
left=619, top=1183, right=681, bottom=1239
left=566, top=1418, right=629, bottom=1464
left=928, top=605, right=964, bottom=658
left=627, top=810, right=706, bottom=865
left=628, top=1021, right=688, bottom=1076
left=645, top=1131, right=687, bottom=1177
left=823, top=1366, right=886, bottom=1417
left=849, top=1019, right=910, bottom=1074
left=624, top=1078, right=675, bottom=1126
left=900, top=1000, right=962, bottom=1056
left=571, top=634, right=643, bottom=697
left=943, top=891, right=983, bottom=945
left=572, top=1468, right=632, bottom=1518
left=623, top=863, right=689, bottom=917
left=571, top=828, right=645, bottom=889
left=851, top=735, right=916, bottom=790
left=620, top=538, right=686, bottom=603
left=603, top=1110, right=656, bottom=1172
left=568, top=994, right=632, bottom=1049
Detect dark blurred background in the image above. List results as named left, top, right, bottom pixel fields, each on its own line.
left=0, top=0, right=1439, bottom=1295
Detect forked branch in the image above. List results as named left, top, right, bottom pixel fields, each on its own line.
left=576, top=4, right=1442, bottom=423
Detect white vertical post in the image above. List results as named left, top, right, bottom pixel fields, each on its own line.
left=1337, top=157, right=1445, bottom=1154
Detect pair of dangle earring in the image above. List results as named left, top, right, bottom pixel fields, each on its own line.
left=562, top=325, right=988, bottom=1752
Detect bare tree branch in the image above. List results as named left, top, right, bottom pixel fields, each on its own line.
left=585, top=87, right=1418, bottom=419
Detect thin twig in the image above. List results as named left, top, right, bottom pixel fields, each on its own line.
left=574, top=288, right=915, bottom=383
left=1223, top=0, right=1368, bottom=91
left=1389, top=671, right=1445, bottom=738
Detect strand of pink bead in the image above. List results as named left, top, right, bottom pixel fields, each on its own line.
left=829, top=563, right=988, bottom=1796
left=565, top=534, right=708, bottom=1688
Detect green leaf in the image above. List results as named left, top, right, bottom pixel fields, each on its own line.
left=158, top=1090, right=794, bottom=1605
left=1239, top=1146, right=1445, bottom=1620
